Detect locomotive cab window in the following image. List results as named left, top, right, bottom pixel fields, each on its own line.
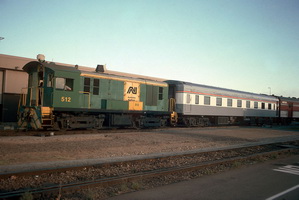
left=55, top=77, right=73, bottom=91
left=47, top=74, right=54, bottom=87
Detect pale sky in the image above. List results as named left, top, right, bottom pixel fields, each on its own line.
left=1, top=0, right=298, bottom=97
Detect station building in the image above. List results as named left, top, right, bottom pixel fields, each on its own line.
left=0, top=54, right=33, bottom=122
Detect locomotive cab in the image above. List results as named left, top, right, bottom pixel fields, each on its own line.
left=18, top=60, right=53, bottom=129
left=18, top=58, right=80, bottom=130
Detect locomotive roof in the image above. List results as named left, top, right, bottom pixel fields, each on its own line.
left=23, top=61, right=168, bottom=87
left=80, top=70, right=167, bottom=87
left=166, top=80, right=277, bottom=102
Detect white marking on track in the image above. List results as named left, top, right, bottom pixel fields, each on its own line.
left=273, top=164, right=299, bottom=176
left=265, top=184, right=299, bottom=200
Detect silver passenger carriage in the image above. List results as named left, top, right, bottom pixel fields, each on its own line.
left=166, top=80, right=278, bottom=126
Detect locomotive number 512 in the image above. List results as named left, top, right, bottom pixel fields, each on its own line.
left=61, top=97, right=71, bottom=102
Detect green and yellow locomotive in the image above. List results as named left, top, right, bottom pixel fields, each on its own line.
left=18, top=57, right=170, bottom=130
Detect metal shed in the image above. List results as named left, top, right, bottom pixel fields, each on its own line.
left=0, top=54, right=33, bottom=122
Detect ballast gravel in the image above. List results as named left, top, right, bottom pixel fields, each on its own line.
left=0, top=126, right=298, bottom=168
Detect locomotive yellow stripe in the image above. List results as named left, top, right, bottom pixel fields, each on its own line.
left=81, top=73, right=167, bottom=87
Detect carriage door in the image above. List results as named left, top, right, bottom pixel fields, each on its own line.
left=186, top=93, right=192, bottom=113
left=288, top=103, right=293, bottom=118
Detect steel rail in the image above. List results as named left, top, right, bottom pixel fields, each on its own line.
left=0, top=147, right=298, bottom=199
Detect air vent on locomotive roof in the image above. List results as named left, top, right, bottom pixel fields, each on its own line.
left=96, top=64, right=106, bottom=73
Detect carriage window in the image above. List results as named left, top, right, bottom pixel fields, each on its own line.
left=261, top=103, right=265, bottom=109
left=246, top=101, right=250, bottom=108
left=204, top=96, right=210, bottom=105
left=195, top=95, right=199, bottom=104
left=84, top=78, right=91, bottom=92
left=93, top=79, right=99, bottom=95
left=227, top=99, right=232, bottom=107
left=159, top=87, right=163, bottom=100
left=187, top=94, right=191, bottom=104
left=216, top=98, right=222, bottom=106
left=237, top=100, right=242, bottom=108
left=254, top=102, right=258, bottom=109
left=268, top=103, right=272, bottom=110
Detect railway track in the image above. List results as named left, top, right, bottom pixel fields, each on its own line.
left=0, top=141, right=298, bottom=199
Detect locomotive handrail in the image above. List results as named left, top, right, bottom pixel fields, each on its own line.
left=169, top=98, right=176, bottom=112
left=17, top=88, right=29, bottom=117
left=28, top=86, right=44, bottom=107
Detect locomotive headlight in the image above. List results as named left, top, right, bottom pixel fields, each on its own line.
left=37, top=54, right=45, bottom=62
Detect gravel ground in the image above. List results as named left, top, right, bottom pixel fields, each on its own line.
left=0, top=126, right=298, bottom=170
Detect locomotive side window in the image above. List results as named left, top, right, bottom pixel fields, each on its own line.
left=204, top=96, right=210, bottom=105
left=55, top=77, right=73, bottom=91
left=84, top=78, right=91, bottom=92
left=246, top=101, right=250, bottom=108
left=65, top=79, right=73, bottom=91
left=159, top=87, right=163, bottom=100
left=55, top=78, right=65, bottom=90
left=93, top=79, right=99, bottom=95
left=216, top=98, right=222, bottom=106
left=227, top=99, right=232, bottom=107
left=195, top=95, right=199, bottom=104
left=237, top=100, right=242, bottom=108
